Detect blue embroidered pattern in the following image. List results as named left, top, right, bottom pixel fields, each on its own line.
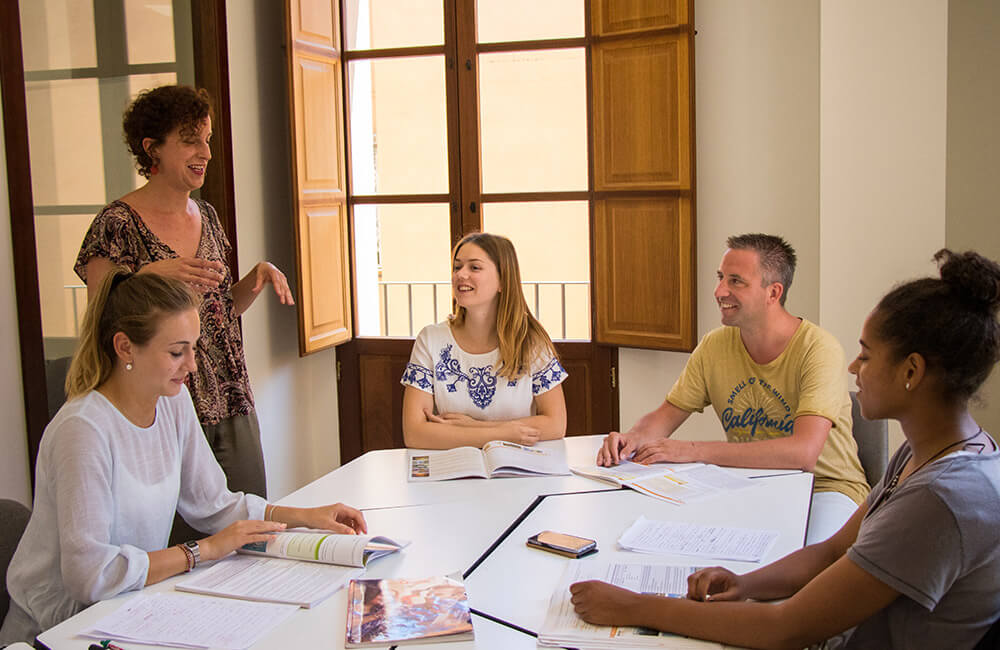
left=402, top=363, right=433, bottom=390
left=531, top=358, right=567, bottom=395
left=433, top=344, right=499, bottom=409
left=403, top=343, right=567, bottom=409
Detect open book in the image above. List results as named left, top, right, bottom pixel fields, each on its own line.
left=175, top=531, right=409, bottom=608
left=572, top=461, right=755, bottom=505
left=345, top=575, right=474, bottom=647
left=238, top=530, right=408, bottom=567
left=408, top=440, right=570, bottom=481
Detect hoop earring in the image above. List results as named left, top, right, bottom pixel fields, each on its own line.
left=126, top=362, right=133, bottom=371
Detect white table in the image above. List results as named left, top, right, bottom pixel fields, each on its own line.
left=36, top=436, right=813, bottom=650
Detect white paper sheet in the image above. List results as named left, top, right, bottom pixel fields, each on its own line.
left=618, top=515, right=779, bottom=562
left=176, top=554, right=362, bottom=607
left=81, top=592, right=298, bottom=649
left=538, top=562, right=721, bottom=649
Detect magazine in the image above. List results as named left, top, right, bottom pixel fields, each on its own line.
left=175, top=531, right=409, bottom=608
left=572, top=461, right=755, bottom=505
left=538, top=562, right=727, bottom=649
left=238, top=530, right=408, bottom=567
left=345, top=575, right=474, bottom=646
left=407, top=440, right=570, bottom=481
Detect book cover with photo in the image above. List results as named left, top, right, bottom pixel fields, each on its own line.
left=345, top=575, right=474, bottom=647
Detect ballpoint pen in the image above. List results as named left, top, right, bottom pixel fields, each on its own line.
left=88, top=641, right=125, bottom=650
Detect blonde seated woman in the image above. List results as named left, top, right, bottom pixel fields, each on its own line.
left=401, top=233, right=567, bottom=449
left=570, top=250, right=1000, bottom=649
left=0, top=270, right=366, bottom=646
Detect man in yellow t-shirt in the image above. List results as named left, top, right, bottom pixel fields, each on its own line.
left=597, top=234, right=870, bottom=544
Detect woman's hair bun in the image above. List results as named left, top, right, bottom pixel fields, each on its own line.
left=935, top=248, right=1000, bottom=315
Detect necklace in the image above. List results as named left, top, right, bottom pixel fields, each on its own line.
left=867, top=428, right=984, bottom=516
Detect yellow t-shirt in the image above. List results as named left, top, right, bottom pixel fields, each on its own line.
left=667, top=320, right=870, bottom=504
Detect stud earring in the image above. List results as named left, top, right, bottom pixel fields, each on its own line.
left=126, top=362, right=133, bottom=371
left=905, top=381, right=910, bottom=391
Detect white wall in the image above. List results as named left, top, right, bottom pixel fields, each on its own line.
left=819, top=0, right=948, bottom=451
left=620, top=0, right=822, bottom=439
left=946, top=0, right=1000, bottom=434
left=0, top=98, right=33, bottom=507
left=226, top=1, right=342, bottom=500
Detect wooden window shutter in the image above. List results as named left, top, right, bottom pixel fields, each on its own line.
left=590, top=0, right=697, bottom=351
left=285, top=0, right=352, bottom=355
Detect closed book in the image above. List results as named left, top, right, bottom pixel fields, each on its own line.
left=345, top=575, right=474, bottom=646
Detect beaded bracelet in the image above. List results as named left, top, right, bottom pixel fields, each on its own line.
left=176, top=543, right=195, bottom=572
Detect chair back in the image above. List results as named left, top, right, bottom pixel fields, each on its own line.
left=974, top=616, right=1000, bottom=650
left=0, top=498, right=31, bottom=624
left=849, top=391, right=889, bottom=487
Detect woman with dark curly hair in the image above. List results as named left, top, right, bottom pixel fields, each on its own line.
left=74, top=85, right=290, bottom=506
left=570, top=249, right=1000, bottom=649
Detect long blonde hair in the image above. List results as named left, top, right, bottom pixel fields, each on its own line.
left=450, top=233, right=557, bottom=380
left=65, top=268, right=200, bottom=399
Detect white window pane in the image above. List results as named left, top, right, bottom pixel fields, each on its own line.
left=483, top=202, right=591, bottom=340
left=479, top=49, right=587, bottom=193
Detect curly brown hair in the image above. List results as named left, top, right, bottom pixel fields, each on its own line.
left=123, top=85, right=213, bottom=178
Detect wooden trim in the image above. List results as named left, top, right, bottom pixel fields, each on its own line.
left=1, top=0, right=47, bottom=484
left=343, top=44, right=446, bottom=60
left=443, top=0, right=464, bottom=244
left=350, top=193, right=452, bottom=205
left=192, top=0, right=239, bottom=277
left=454, top=0, right=482, bottom=237
left=476, top=37, right=587, bottom=53
left=481, top=191, right=591, bottom=203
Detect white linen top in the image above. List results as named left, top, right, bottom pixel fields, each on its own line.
left=400, top=321, right=567, bottom=421
left=5, top=386, right=265, bottom=636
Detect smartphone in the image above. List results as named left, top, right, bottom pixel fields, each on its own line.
left=526, top=531, right=598, bottom=558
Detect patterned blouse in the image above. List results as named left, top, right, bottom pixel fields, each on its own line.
left=401, top=321, right=566, bottom=421
left=74, top=199, right=253, bottom=425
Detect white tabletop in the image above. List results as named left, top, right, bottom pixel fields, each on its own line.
left=463, top=473, right=813, bottom=635
left=36, top=435, right=813, bottom=650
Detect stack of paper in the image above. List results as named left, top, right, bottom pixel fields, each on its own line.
left=618, top=516, right=779, bottom=563
left=572, top=461, right=756, bottom=505
left=176, top=555, right=363, bottom=608
left=537, top=562, right=722, bottom=649
left=81, top=592, right=298, bottom=649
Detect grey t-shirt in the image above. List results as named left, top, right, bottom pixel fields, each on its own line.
left=844, top=436, right=1000, bottom=649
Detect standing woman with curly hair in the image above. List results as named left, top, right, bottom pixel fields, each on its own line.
left=401, top=232, right=567, bottom=448
left=74, top=85, right=291, bottom=504
left=570, top=249, right=1000, bottom=649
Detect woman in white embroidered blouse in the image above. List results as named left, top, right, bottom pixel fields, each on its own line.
left=400, top=233, right=567, bottom=449
left=0, top=269, right=366, bottom=646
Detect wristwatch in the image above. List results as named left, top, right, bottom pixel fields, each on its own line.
left=183, top=540, right=201, bottom=568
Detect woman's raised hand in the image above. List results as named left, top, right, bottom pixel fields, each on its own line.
left=138, top=257, right=224, bottom=292
left=250, top=261, right=294, bottom=305
left=199, top=520, right=287, bottom=562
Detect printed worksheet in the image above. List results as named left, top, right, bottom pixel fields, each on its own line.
left=618, top=515, right=779, bottom=563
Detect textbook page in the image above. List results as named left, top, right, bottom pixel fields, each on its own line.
left=538, top=562, right=723, bottom=649
left=176, top=554, right=362, bottom=608
left=481, top=440, right=571, bottom=477
left=239, top=530, right=408, bottom=567
left=572, top=460, right=702, bottom=487
left=82, top=591, right=298, bottom=649
left=407, top=446, right=490, bottom=481
left=618, top=515, right=779, bottom=563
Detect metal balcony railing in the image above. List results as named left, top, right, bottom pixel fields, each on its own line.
left=378, top=280, right=589, bottom=338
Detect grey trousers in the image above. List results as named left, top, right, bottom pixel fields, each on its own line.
left=169, top=410, right=267, bottom=545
